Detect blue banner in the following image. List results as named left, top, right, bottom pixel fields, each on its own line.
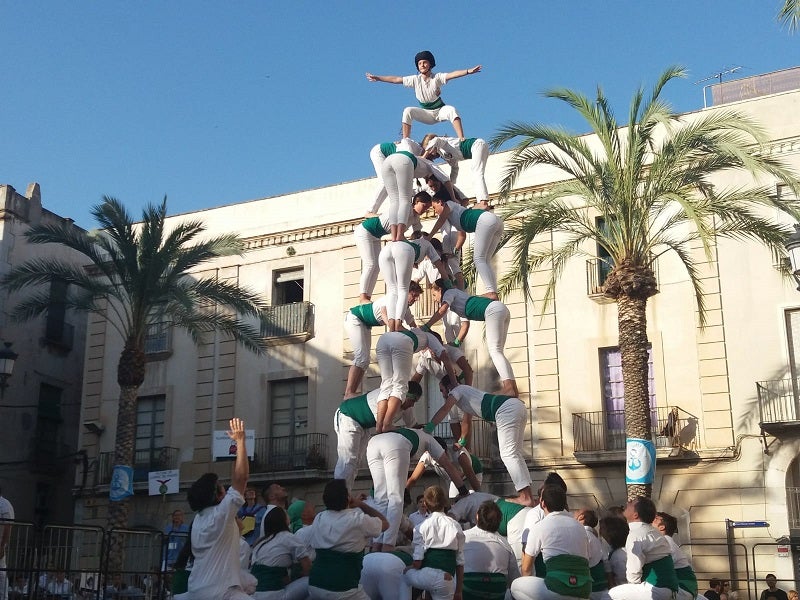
left=625, top=438, right=655, bottom=485
left=110, top=465, right=134, bottom=501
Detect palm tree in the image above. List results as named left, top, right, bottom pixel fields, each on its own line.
left=778, top=0, right=800, bottom=32
left=490, top=66, right=800, bottom=499
left=1, top=197, right=269, bottom=561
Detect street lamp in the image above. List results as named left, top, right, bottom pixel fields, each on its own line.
left=785, top=224, right=800, bottom=290
left=0, top=341, right=17, bottom=397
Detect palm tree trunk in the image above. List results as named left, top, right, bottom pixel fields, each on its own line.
left=618, top=293, right=653, bottom=500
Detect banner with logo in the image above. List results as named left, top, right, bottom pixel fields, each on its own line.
left=110, top=465, right=134, bottom=501
left=625, top=438, right=655, bottom=485
left=212, top=429, right=255, bottom=460
left=148, top=469, right=180, bottom=496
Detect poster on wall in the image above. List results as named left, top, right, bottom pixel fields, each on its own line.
left=213, top=429, right=255, bottom=460
left=625, top=438, right=655, bottom=485
left=148, top=469, right=180, bottom=496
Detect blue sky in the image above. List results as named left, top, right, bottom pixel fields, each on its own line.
left=1, top=1, right=798, bottom=229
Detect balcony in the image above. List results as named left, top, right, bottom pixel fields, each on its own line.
left=251, top=432, right=328, bottom=474
left=97, top=446, right=180, bottom=485
left=756, top=378, right=800, bottom=435
left=572, top=406, right=699, bottom=457
left=43, top=317, right=74, bottom=351
left=261, top=301, right=315, bottom=345
left=144, top=321, right=172, bottom=359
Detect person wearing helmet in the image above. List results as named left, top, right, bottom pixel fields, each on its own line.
left=366, top=50, right=481, bottom=140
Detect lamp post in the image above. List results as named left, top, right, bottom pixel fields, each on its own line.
left=0, top=341, right=18, bottom=397
left=784, top=224, right=800, bottom=291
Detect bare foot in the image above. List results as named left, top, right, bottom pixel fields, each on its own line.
left=482, top=292, right=499, bottom=301
left=506, top=495, right=535, bottom=507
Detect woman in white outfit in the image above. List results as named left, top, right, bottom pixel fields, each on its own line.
left=379, top=232, right=450, bottom=332
left=425, top=279, right=518, bottom=397
left=250, top=506, right=311, bottom=600
left=422, top=134, right=490, bottom=203
left=360, top=551, right=413, bottom=600
left=429, top=196, right=504, bottom=299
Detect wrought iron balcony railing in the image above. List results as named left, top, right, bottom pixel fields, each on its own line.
left=144, top=321, right=172, bottom=355
left=756, top=378, right=800, bottom=424
left=572, top=406, right=699, bottom=453
left=97, top=446, right=180, bottom=485
left=251, top=432, right=328, bottom=474
left=261, top=301, right=315, bottom=340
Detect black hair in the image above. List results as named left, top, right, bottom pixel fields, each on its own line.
left=323, top=479, right=349, bottom=511
left=439, top=375, right=454, bottom=391
left=408, top=280, right=423, bottom=294
left=656, top=511, right=678, bottom=536
left=427, top=329, right=443, bottom=344
left=544, top=472, right=567, bottom=492
left=580, top=508, right=598, bottom=528
left=476, top=501, right=502, bottom=533
left=258, top=506, right=290, bottom=545
left=631, top=496, right=657, bottom=524
left=415, top=494, right=424, bottom=503
left=407, top=380, right=423, bottom=398
left=187, top=473, right=219, bottom=512
left=599, top=516, right=629, bottom=550
left=261, top=481, right=286, bottom=506
left=433, top=436, right=447, bottom=451
left=429, top=237, right=443, bottom=253
left=413, top=191, right=432, bottom=204
left=540, top=484, right=567, bottom=512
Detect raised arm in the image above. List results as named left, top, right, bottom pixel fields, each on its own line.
left=354, top=497, right=390, bottom=531
left=228, top=418, right=249, bottom=495
left=424, top=301, right=450, bottom=329
left=366, top=73, right=403, bottom=84
left=444, top=65, right=482, bottom=82
left=428, top=394, right=457, bottom=429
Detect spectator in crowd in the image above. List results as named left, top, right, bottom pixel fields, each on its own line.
left=408, top=494, right=429, bottom=529
left=46, top=571, right=72, bottom=598
left=0, top=486, right=14, bottom=600
left=761, top=575, right=789, bottom=600
left=164, top=509, right=190, bottom=568
left=704, top=578, right=724, bottom=600
left=238, top=487, right=268, bottom=546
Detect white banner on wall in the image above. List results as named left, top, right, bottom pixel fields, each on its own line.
left=213, top=429, right=256, bottom=460
left=148, top=469, right=180, bottom=496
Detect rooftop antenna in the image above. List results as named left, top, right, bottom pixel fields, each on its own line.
left=697, top=66, right=743, bottom=108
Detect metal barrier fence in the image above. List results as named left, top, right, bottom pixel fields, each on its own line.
left=1, top=520, right=186, bottom=600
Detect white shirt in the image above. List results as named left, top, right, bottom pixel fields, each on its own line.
left=424, top=136, right=464, bottom=181
left=450, top=492, right=499, bottom=526
left=403, top=72, right=448, bottom=104
left=409, top=510, right=430, bottom=529
left=464, top=526, right=520, bottom=580
left=415, top=345, right=465, bottom=379
left=307, top=508, right=383, bottom=552
left=412, top=257, right=440, bottom=285
left=584, top=525, right=606, bottom=568
left=46, top=579, right=71, bottom=595
left=366, top=297, right=414, bottom=328
left=524, top=510, right=589, bottom=562
left=609, top=547, right=628, bottom=584
left=663, top=534, right=690, bottom=569
left=412, top=511, right=465, bottom=565
left=441, top=288, right=472, bottom=318
left=188, top=487, right=245, bottom=600
left=447, top=384, right=496, bottom=419
left=521, top=504, right=545, bottom=544
left=624, top=521, right=672, bottom=585
left=251, top=530, right=312, bottom=568
left=0, top=496, right=14, bottom=520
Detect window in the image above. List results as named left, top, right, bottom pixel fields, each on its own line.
left=44, top=278, right=73, bottom=349
left=596, top=216, right=614, bottom=286
left=144, top=321, right=172, bottom=355
left=600, top=346, right=655, bottom=449
left=135, top=395, right=165, bottom=473
left=34, top=384, right=63, bottom=466
left=269, top=378, right=308, bottom=469
left=273, top=268, right=304, bottom=305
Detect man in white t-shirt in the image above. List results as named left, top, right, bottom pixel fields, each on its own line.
left=184, top=418, right=250, bottom=600
left=0, top=488, right=14, bottom=600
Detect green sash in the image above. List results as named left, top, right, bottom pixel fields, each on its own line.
left=459, top=138, right=476, bottom=160
left=422, top=547, right=457, bottom=575
left=339, top=395, right=376, bottom=428
left=308, top=547, right=364, bottom=592
left=251, top=564, right=288, bottom=592
left=480, top=393, right=512, bottom=422
left=393, top=428, right=420, bottom=456
left=534, top=553, right=546, bottom=577
left=392, top=550, right=414, bottom=566
left=350, top=303, right=381, bottom=327
left=170, top=569, right=189, bottom=594
left=543, top=554, right=592, bottom=598
left=495, top=498, right=525, bottom=536
left=642, top=554, right=678, bottom=591
left=380, top=142, right=397, bottom=157
left=675, top=565, right=698, bottom=596
left=464, top=296, right=492, bottom=320
left=459, top=208, right=483, bottom=232
left=471, top=453, right=483, bottom=474
left=463, top=572, right=507, bottom=600
left=397, top=150, right=418, bottom=168
left=589, top=560, right=608, bottom=591
left=419, top=97, right=445, bottom=110
left=398, top=329, right=419, bottom=351
left=362, top=216, right=389, bottom=238
left=402, top=239, right=421, bottom=262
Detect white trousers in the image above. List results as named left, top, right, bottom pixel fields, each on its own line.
left=485, top=301, right=514, bottom=381
left=309, top=584, right=370, bottom=600
left=442, top=309, right=463, bottom=344
left=367, top=433, right=411, bottom=546
left=0, top=554, right=6, bottom=600
left=354, top=223, right=382, bottom=296
left=253, top=577, right=309, bottom=600
left=470, top=139, right=490, bottom=202
left=361, top=552, right=412, bottom=600
left=495, top=398, right=531, bottom=492
left=608, top=582, right=675, bottom=600
left=376, top=332, right=414, bottom=400
left=403, top=567, right=455, bottom=600
left=379, top=243, right=415, bottom=321
left=334, top=410, right=369, bottom=490
left=590, top=590, right=612, bottom=600
left=344, top=312, right=372, bottom=370
left=369, top=143, right=389, bottom=213
left=382, top=153, right=414, bottom=227
left=473, top=211, right=504, bottom=293
left=402, top=104, right=460, bottom=127
left=510, top=577, right=585, bottom=600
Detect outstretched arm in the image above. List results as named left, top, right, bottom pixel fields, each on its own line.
left=445, top=65, right=482, bottom=82
left=424, top=302, right=450, bottom=329
left=429, top=394, right=457, bottom=428
left=428, top=203, right=452, bottom=238
left=228, top=418, right=249, bottom=494
left=366, top=73, right=403, bottom=84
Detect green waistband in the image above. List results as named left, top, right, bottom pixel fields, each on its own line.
left=462, top=572, right=507, bottom=600
left=590, top=560, right=608, bottom=591
left=464, top=295, right=491, bottom=320
left=380, top=142, right=397, bottom=157
left=480, top=393, right=512, bottom=421
left=309, top=547, right=364, bottom=592
left=419, top=97, right=445, bottom=110
left=459, top=138, right=476, bottom=159
left=397, top=150, right=418, bottom=168
left=675, top=565, right=698, bottom=596
left=251, top=564, right=288, bottom=592
left=350, top=302, right=381, bottom=327
left=392, top=550, right=414, bottom=566
left=398, top=329, right=419, bottom=352
left=422, top=547, right=457, bottom=575
left=459, top=208, right=483, bottom=232
left=544, top=554, right=591, bottom=598
left=642, top=554, right=678, bottom=591
left=362, top=216, right=389, bottom=238
left=393, top=427, right=420, bottom=456
left=495, top=498, right=525, bottom=536
left=471, top=453, right=483, bottom=474
left=402, top=239, right=421, bottom=262
left=339, top=395, right=376, bottom=428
